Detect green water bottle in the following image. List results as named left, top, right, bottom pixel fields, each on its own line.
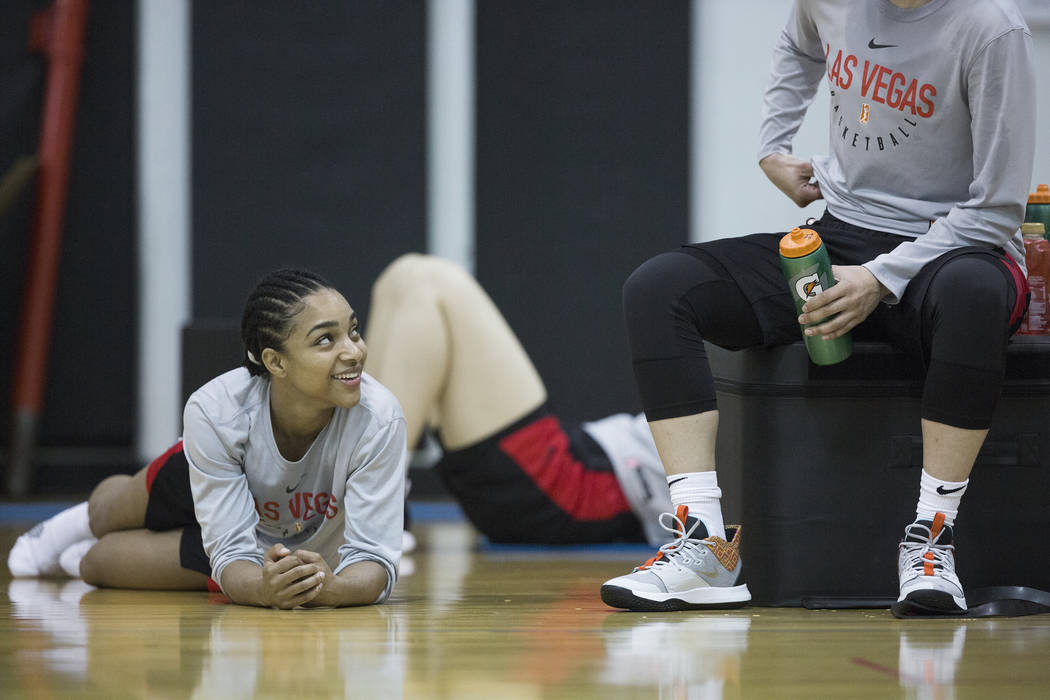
left=1026, top=184, right=1050, bottom=240
left=779, top=227, right=853, bottom=365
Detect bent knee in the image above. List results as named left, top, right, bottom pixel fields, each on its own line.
left=87, top=471, right=148, bottom=536
left=79, top=544, right=107, bottom=586
left=623, top=254, right=672, bottom=310
left=929, top=256, right=1011, bottom=318
left=623, top=251, right=714, bottom=314
left=372, top=253, right=470, bottom=303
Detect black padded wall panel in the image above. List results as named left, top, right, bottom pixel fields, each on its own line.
left=476, top=1, right=690, bottom=424
left=192, top=1, right=426, bottom=328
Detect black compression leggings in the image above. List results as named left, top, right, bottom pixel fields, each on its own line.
left=623, top=251, right=1013, bottom=430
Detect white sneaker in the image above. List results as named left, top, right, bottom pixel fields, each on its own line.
left=600, top=505, right=750, bottom=611
left=897, top=512, right=967, bottom=614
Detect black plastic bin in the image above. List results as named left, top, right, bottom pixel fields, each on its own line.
left=707, top=337, right=1050, bottom=606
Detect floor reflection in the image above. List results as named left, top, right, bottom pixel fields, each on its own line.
left=8, top=577, right=409, bottom=699
left=195, top=603, right=408, bottom=699
left=898, top=624, right=966, bottom=699
left=599, top=612, right=751, bottom=699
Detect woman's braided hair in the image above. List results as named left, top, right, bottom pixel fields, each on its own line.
left=240, top=269, right=331, bottom=376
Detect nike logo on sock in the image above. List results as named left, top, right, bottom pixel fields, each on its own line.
left=936, top=485, right=966, bottom=495
left=667, top=476, right=688, bottom=487
left=868, top=38, right=897, bottom=49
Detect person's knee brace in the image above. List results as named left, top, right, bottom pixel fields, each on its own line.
left=925, top=255, right=1012, bottom=366
left=622, top=252, right=717, bottom=359
left=922, top=255, right=1012, bottom=428
left=621, top=251, right=747, bottom=419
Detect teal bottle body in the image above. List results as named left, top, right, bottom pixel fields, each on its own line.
left=779, top=234, right=853, bottom=366
left=1027, top=203, right=1050, bottom=240
left=1026, top=185, right=1050, bottom=239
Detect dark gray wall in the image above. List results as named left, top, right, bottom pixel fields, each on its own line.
left=476, top=0, right=691, bottom=423
left=3, top=0, right=692, bottom=494
left=192, top=1, right=427, bottom=334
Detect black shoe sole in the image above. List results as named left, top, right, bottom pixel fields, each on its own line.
left=892, top=590, right=967, bottom=618
left=600, top=585, right=750, bottom=612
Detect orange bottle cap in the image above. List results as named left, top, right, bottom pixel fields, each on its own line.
left=779, top=227, right=822, bottom=258
left=1030, top=184, right=1050, bottom=204
left=1022, top=222, right=1046, bottom=237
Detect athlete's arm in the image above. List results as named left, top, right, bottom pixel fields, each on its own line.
left=219, top=544, right=325, bottom=609
left=296, top=550, right=387, bottom=608
left=325, top=417, right=405, bottom=604
left=757, top=2, right=826, bottom=170
left=182, top=394, right=268, bottom=590
left=862, top=28, right=1036, bottom=303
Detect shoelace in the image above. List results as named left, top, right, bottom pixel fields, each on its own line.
left=900, top=521, right=956, bottom=575
left=635, top=511, right=711, bottom=573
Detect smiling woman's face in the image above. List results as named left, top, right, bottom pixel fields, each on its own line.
left=265, top=288, right=368, bottom=410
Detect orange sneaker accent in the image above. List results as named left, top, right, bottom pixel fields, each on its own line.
left=706, top=525, right=742, bottom=572
left=638, top=552, right=664, bottom=570
left=923, top=551, right=935, bottom=576
left=639, top=505, right=691, bottom=570
left=930, top=512, right=945, bottom=539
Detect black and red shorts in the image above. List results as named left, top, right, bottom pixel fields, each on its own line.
left=434, top=405, right=645, bottom=544
left=143, top=440, right=214, bottom=581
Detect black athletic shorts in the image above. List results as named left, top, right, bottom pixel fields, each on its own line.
left=682, top=210, right=1024, bottom=359
left=434, top=405, right=645, bottom=545
left=143, top=441, right=215, bottom=582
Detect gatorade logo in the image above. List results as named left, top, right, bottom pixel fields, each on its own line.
left=795, top=273, right=823, bottom=301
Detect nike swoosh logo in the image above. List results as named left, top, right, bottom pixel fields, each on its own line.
left=868, top=38, right=897, bottom=50
left=936, top=485, right=965, bottom=495
left=667, top=476, right=688, bottom=487
left=285, top=473, right=306, bottom=493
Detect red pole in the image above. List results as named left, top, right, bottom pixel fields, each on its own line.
left=7, top=0, right=90, bottom=496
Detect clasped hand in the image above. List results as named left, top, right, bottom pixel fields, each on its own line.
left=797, top=265, right=888, bottom=340
left=261, top=543, right=332, bottom=609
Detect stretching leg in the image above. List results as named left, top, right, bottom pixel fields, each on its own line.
left=80, top=528, right=208, bottom=589
left=365, top=254, right=546, bottom=450
left=79, top=466, right=207, bottom=589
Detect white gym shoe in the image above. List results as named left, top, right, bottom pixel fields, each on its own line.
left=600, top=505, right=750, bottom=611
left=897, top=512, right=967, bottom=614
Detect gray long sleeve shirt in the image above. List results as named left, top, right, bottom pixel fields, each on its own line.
left=183, top=369, right=407, bottom=602
left=758, top=0, right=1036, bottom=302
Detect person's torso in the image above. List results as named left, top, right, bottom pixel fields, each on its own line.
left=196, top=369, right=399, bottom=565
left=803, top=0, right=1029, bottom=233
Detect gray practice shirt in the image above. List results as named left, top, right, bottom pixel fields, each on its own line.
left=758, top=0, right=1036, bottom=302
left=183, top=369, right=407, bottom=603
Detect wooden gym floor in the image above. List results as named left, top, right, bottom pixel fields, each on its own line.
left=3, top=503, right=1050, bottom=699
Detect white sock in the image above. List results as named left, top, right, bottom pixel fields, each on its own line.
left=667, top=471, right=725, bottom=540
left=915, top=469, right=968, bottom=526
left=59, top=537, right=98, bottom=578
left=7, top=502, right=92, bottom=577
